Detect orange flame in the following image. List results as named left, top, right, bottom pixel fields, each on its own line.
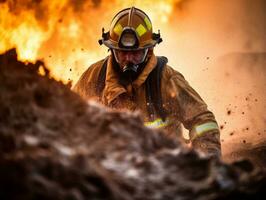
left=0, top=0, right=180, bottom=84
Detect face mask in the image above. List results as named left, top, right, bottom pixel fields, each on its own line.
left=112, top=56, right=147, bottom=87
left=122, top=62, right=138, bottom=73
left=112, top=49, right=148, bottom=86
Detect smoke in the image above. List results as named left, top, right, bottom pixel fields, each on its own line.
left=156, top=0, right=266, bottom=158
left=160, top=0, right=266, bottom=62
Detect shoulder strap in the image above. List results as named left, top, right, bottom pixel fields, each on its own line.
left=96, top=57, right=108, bottom=95
left=145, top=56, right=168, bottom=121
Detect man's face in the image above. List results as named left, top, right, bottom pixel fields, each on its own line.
left=113, top=48, right=148, bottom=69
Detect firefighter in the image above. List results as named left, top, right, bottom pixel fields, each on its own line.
left=73, top=7, right=221, bottom=158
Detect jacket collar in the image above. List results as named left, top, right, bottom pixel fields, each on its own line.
left=103, top=53, right=157, bottom=105
left=132, top=53, right=157, bottom=89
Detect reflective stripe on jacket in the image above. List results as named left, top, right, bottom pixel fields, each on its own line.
left=73, top=53, right=221, bottom=156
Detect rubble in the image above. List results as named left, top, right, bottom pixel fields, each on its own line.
left=0, top=49, right=265, bottom=200
left=223, top=141, right=266, bottom=170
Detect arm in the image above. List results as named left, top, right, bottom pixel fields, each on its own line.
left=166, top=72, right=221, bottom=158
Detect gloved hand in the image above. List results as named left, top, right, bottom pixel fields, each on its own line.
left=191, top=131, right=221, bottom=159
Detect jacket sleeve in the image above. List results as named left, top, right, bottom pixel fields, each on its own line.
left=166, top=72, right=221, bottom=158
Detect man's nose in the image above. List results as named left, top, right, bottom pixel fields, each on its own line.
left=125, top=53, right=133, bottom=61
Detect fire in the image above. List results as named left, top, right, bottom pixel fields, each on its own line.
left=1, top=0, right=265, bottom=159
left=0, top=0, right=180, bottom=84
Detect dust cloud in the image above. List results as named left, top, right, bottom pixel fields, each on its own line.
left=156, top=0, right=266, bottom=159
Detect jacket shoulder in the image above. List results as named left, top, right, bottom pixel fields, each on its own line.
left=72, top=58, right=106, bottom=97
left=162, top=64, right=186, bottom=83
left=79, top=58, right=106, bottom=83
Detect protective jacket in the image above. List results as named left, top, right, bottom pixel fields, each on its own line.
left=73, top=54, right=221, bottom=157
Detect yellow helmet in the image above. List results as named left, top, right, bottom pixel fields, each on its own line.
left=99, top=7, right=162, bottom=50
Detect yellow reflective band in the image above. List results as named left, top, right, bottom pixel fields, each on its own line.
left=144, top=118, right=170, bottom=129
left=144, top=17, right=152, bottom=30
left=113, top=23, right=123, bottom=36
left=136, top=24, right=147, bottom=37
left=192, top=122, right=219, bottom=139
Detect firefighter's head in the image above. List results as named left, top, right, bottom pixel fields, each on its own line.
left=99, top=7, right=162, bottom=73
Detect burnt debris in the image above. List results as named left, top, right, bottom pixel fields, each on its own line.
left=0, top=49, right=265, bottom=200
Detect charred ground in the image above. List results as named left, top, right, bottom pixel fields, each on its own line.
left=0, top=49, right=265, bottom=200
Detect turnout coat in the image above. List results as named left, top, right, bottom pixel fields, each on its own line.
left=73, top=53, right=221, bottom=157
